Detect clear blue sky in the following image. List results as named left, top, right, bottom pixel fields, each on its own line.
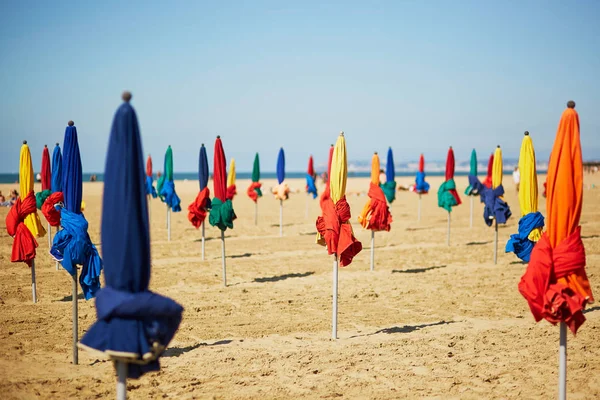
left=1, top=1, right=599, bottom=173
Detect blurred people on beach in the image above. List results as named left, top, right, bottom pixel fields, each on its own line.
left=513, top=166, right=520, bottom=192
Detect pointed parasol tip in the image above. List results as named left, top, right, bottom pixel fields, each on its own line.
left=497, top=145, right=501, bottom=148
left=44, top=144, right=48, bottom=148
left=56, top=142, right=59, bottom=146
left=122, top=91, right=132, bottom=102
left=68, top=120, right=74, bottom=126
left=567, top=100, right=576, bottom=109
left=524, top=131, right=529, bottom=136
left=217, top=135, right=221, bottom=139
left=23, top=140, right=27, bottom=144
left=339, top=131, right=344, bottom=136
left=374, top=151, right=378, bottom=155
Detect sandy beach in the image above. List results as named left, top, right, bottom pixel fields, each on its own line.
left=0, top=174, right=599, bottom=399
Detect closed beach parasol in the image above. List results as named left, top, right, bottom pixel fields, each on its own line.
left=5, top=141, right=46, bottom=303
left=273, top=148, right=289, bottom=237
left=381, top=147, right=396, bottom=203
left=188, top=144, right=211, bottom=260
left=482, top=153, right=494, bottom=188
left=209, top=136, right=236, bottom=286
left=464, top=149, right=484, bottom=228
left=50, top=120, right=103, bottom=364
left=226, top=158, right=237, bottom=200
left=414, top=153, right=430, bottom=222
left=305, top=155, right=318, bottom=218
left=320, top=145, right=335, bottom=212
left=506, top=132, right=544, bottom=262
left=518, top=101, right=594, bottom=400
left=247, top=152, right=262, bottom=225
left=437, top=147, right=461, bottom=245
left=51, top=143, right=63, bottom=193
left=158, top=145, right=181, bottom=241
left=79, top=92, right=183, bottom=399
left=480, top=146, right=511, bottom=264
left=44, top=143, right=64, bottom=270
left=316, top=132, right=362, bottom=339
left=146, top=155, right=157, bottom=198
left=37, top=145, right=53, bottom=246
left=358, top=152, right=392, bottom=271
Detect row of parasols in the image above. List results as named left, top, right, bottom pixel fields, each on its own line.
left=4, top=94, right=594, bottom=399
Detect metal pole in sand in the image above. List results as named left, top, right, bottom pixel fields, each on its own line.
left=48, top=222, right=52, bottom=247
left=55, top=227, right=60, bottom=270
left=221, top=230, right=226, bottom=287
left=418, top=194, right=422, bottom=222
left=279, top=199, right=283, bottom=237
left=116, top=361, right=127, bottom=400
left=559, top=322, right=567, bottom=400
left=447, top=212, right=451, bottom=246
left=493, top=219, right=498, bottom=264
left=254, top=202, right=258, bottom=226
left=72, top=273, right=78, bottom=365
left=332, top=254, right=338, bottom=340
left=370, top=231, right=375, bottom=271
left=201, top=220, right=205, bottom=261
left=470, top=196, right=474, bottom=228
left=167, top=207, right=171, bottom=242
left=31, top=260, right=37, bottom=303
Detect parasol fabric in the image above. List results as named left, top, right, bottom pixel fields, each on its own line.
left=226, top=158, right=237, bottom=200
left=358, top=153, right=392, bottom=231
left=19, top=143, right=46, bottom=238
left=52, top=122, right=103, bottom=299
left=158, top=146, right=181, bottom=212
left=519, top=103, right=594, bottom=335
left=36, top=145, right=52, bottom=209
left=481, top=147, right=511, bottom=226
left=145, top=155, right=158, bottom=198
left=51, top=143, right=63, bottom=193
left=414, top=153, right=430, bottom=194
left=437, top=147, right=461, bottom=212
left=209, top=137, right=236, bottom=231
left=316, top=134, right=362, bottom=266
left=273, top=148, right=289, bottom=200
left=188, top=144, right=211, bottom=228
left=482, top=154, right=494, bottom=188
left=381, top=147, right=396, bottom=203
left=79, top=94, right=183, bottom=379
left=319, top=145, right=334, bottom=210
left=306, top=155, right=318, bottom=199
left=42, top=192, right=63, bottom=227
left=465, top=149, right=483, bottom=196
left=6, top=191, right=38, bottom=265
left=247, top=152, right=263, bottom=202
left=506, top=133, right=544, bottom=261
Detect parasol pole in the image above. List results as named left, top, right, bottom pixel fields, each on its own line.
left=254, top=202, right=258, bottom=225
left=31, top=260, right=37, bottom=303
left=116, top=361, right=127, bottom=400
left=279, top=199, right=283, bottom=237
left=418, top=194, right=422, bottom=222
left=559, top=322, right=567, bottom=400
left=48, top=222, right=52, bottom=247
left=493, top=219, right=498, bottom=264
left=167, top=206, right=171, bottom=242
left=447, top=212, right=451, bottom=246
left=221, top=230, right=226, bottom=287
left=72, top=273, right=78, bottom=365
left=470, top=196, right=474, bottom=228
left=332, top=254, right=338, bottom=340
left=201, top=220, right=205, bottom=261
left=55, top=227, right=60, bottom=270
left=370, top=230, right=375, bottom=271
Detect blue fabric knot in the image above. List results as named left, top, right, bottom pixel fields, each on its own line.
left=50, top=208, right=103, bottom=300
left=415, top=171, right=430, bottom=193
left=306, top=173, right=318, bottom=199
left=465, top=174, right=483, bottom=196
left=159, top=180, right=181, bottom=212
left=480, top=185, right=512, bottom=226
left=79, top=286, right=183, bottom=379
left=505, top=211, right=545, bottom=262
left=145, top=176, right=157, bottom=198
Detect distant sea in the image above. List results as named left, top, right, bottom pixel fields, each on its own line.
left=0, top=170, right=533, bottom=184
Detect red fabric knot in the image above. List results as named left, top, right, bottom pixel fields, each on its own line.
left=41, top=192, right=64, bottom=227
left=316, top=196, right=362, bottom=267
left=246, top=182, right=262, bottom=203
left=188, top=187, right=211, bottom=228
left=518, top=227, right=588, bottom=334
left=366, top=182, right=393, bottom=231
left=226, top=185, right=237, bottom=201
left=5, top=191, right=38, bottom=266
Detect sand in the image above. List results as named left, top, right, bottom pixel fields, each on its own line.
left=0, top=174, right=599, bottom=399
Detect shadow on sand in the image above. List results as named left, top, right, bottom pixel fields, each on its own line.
left=582, top=235, right=599, bottom=240
left=193, top=235, right=230, bottom=243
left=466, top=241, right=491, bottom=246
left=164, top=340, right=233, bottom=357
left=584, top=306, right=600, bottom=315
left=392, top=265, right=446, bottom=274
left=350, top=320, right=455, bottom=338
left=300, top=231, right=318, bottom=236
left=57, top=293, right=85, bottom=302
left=254, top=272, right=315, bottom=283
left=228, top=253, right=254, bottom=259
